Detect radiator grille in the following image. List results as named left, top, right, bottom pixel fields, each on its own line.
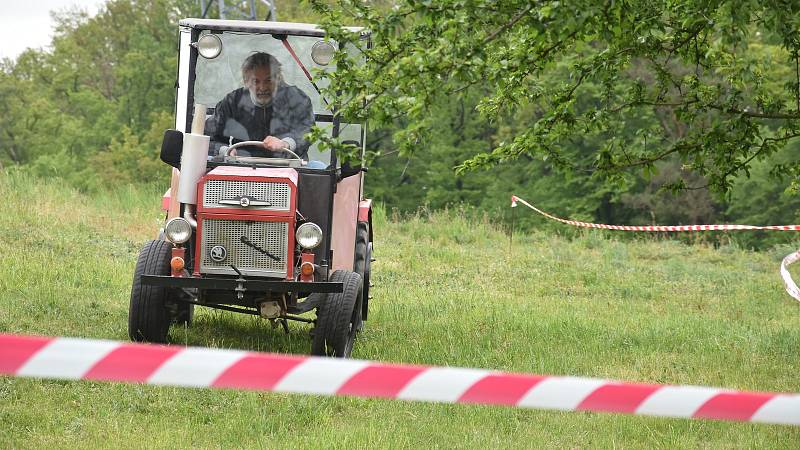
left=200, top=218, right=289, bottom=277
left=203, top=180, right=290, bottom=211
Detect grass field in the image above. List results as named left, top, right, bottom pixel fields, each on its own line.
left=1, top=168, right=799, bottom=448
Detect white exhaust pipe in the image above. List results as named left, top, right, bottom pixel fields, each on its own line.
left=177, top=103, right=209, bottom=206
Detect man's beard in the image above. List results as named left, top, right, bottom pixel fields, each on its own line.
left=250, top=89, right=272, bottom=107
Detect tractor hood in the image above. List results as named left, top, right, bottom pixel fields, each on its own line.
left=197, top=166, right=298, bottom=215
left=206, top=165, right=298, bottom=184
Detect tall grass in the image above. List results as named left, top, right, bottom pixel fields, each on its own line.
left=1, top=169, right=799, bottom=448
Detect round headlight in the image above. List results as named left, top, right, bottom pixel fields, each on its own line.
left=196, top=34, right=222, bottom=59
left=165, top=218, right=192, bottom=244
left=311, top=40, right=335, bottom=65
left=296, top=222, right=323, bottom=249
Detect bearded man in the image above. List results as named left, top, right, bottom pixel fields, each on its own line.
left=205, top=52, right=315, bottom=158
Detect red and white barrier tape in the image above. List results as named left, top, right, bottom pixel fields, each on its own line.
left=511, top=195, right=800, bottom=232
left=511, top=195, right=800, bottom=302
left=782, top=250, right=800, bottom=302
left=1, top=333, right=798, bottom=425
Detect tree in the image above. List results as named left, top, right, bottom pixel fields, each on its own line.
left=0, top=0, right=195, bottom=189
left=312, top=0, right=800, bottom=194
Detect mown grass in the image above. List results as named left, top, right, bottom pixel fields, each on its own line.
left=1, top=168, right=799, bottom=449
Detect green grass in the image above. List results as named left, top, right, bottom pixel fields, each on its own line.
left=1, top=168, right=799, bottom=448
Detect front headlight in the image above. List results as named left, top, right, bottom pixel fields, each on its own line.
left=296, top=222, right=323, bottom=249
left=165, top=217, right=192, bottom=244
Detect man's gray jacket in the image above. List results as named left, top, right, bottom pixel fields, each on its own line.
left=205, top=83, right=314, bottom=157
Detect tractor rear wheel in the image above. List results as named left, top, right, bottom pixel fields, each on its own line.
left=353, top=221, right=372, bottom=330
left=311, top=270, right=362, bottom=357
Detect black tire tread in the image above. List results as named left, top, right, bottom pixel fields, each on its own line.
left=353, top=222, right=371, bottom=324
left=128, top=240, right=172, bottom=342
left=311, top=270, right=361, bottom=357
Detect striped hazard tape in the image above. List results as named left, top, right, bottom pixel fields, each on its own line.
left=782, top=250, right=800, bottom=302
left=511, top=195, right=800, bottom=232
left=511, top=195, right=800, bottom=302
left=1, top=334, right=798, bottom=425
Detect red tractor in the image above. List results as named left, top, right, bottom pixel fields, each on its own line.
left=128, top=19, right=373, bottom=357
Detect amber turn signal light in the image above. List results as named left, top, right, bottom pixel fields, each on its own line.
left=170, top=256, right=185, bottom=272
left=300, top=262, right=314, bottom=276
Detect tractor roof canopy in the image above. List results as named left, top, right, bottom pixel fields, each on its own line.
left=179, top=19, right=366, bottom=38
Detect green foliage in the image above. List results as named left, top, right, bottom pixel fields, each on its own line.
left=726, top=139, right=800, bottom=247
left=306, top=0, right=800, bottom=248
left=90, top=111, right=174, bottom=186
left=0, top=0, right=195, bottom=190
left=313, top=0, right=800, bottom=194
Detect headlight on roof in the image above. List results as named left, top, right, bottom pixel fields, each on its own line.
left=311, top=40, right=335, bottom=65
left=196, top=34, right=222, bottom=59
left=165, top=217, right=192, bottom=244
left=296, top=222, right=323, bottom=249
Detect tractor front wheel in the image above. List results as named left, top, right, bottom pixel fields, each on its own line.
left=128, top=240, right=173, bottom=343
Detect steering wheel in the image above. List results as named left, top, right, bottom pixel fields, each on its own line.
left=222, top=140, right=306, bottom=166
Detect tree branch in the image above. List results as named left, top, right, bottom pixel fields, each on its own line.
left=447, top=26, right=583, bottom=95
left=687, top=132, right=800, bottom=190
left=609, top=98, right=800, bottom=120
left=608, top=98, right=700, bottom=114
left=708, top=104, right=800, bottom=119
left=612, top=145, right=684, bottom=169
left=722, top=132, right=800, bottom=179
left=482, top=4, right=536, bottom=45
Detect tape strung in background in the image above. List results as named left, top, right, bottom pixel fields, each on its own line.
left=1, top=333, right=798, bottom=425
left=511, top=195, right=800, bottom=232
left=511, top=195, right=800, bottom=302
left=781, top=250, right=800, bottom=302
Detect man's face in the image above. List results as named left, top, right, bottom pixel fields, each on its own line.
left=245, top=65, right=276, bottom=106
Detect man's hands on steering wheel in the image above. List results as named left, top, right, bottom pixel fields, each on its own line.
left=263, top=136, right=289, bottom=151
left=222, top=139, right=303, bottom=166
left=228, top=135, right=288, bottom=157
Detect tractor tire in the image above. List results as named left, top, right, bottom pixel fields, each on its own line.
left=128, top=240, right=173, bottom=343
left=311, top=270, right=362, bottom=357
left=353, top=221, right=372, bottom=329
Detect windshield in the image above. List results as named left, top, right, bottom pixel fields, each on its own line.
left=193, top=31, right=363, bottom=166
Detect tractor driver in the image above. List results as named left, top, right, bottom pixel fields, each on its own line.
left=205, top=52, right=316, bottom=162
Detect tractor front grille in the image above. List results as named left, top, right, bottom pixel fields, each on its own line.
left=203, top=179, right=291, bottom=211
left=199, top=218, right=289, bottom=277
